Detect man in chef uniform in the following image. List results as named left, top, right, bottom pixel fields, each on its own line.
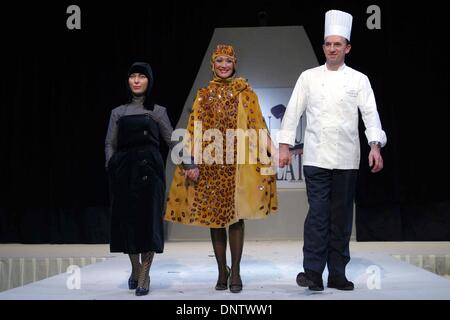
left=278, top=9, right=387, bottom=291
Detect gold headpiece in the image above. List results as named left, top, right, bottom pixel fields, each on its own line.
left=211, top=44, right=237, bottom=62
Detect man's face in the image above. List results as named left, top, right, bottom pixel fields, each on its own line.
left=323, top=35, right=351, bottom=66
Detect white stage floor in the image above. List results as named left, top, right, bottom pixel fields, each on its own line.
left=1, top=241, right=449, bottom=300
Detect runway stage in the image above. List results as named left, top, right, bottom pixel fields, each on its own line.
left=1, top=241, right=449, bottom=300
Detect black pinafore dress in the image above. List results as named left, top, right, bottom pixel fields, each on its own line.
left=108, top=113, right=165, bottom=254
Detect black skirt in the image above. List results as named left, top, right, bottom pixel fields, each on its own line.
left=108, top=114, right=165, bottom=254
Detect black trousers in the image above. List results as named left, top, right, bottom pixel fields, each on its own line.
left=302, top=165, right=358, bottom=277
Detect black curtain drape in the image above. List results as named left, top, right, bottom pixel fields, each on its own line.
left=1, top=0, right=449, bottom=243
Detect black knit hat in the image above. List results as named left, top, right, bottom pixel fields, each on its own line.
left=127, top=62, right=155, bottom=110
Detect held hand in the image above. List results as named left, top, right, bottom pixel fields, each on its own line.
left=270, top=147, right=279, bottom=166
left=278, top=144, right=292, bottom=168
left=182, top=169, right=191, bottom=180
left=191, top=168, right=200, bottom=181
left=368, top=146, right=383, bottom=173
left=183, top=168, right=200, bottom=182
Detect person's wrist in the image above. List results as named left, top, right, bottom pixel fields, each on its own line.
left=369, top=141, right=381, bottom=149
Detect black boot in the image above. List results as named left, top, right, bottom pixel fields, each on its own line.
left=327, top=275, right=354, bottom=290
left=296, top=269, right=324, bottom=291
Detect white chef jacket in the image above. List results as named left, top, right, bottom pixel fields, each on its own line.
left=279, top=64, right=387, bottom=170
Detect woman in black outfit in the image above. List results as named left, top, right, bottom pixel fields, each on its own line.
left=105, top=62, right=190, bottom=296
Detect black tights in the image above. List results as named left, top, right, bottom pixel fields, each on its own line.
left=128, top=254, right=141, bottom=280
left=128, top=252, right=154, bottom=289
left=210, top=220, right=244, bottom=285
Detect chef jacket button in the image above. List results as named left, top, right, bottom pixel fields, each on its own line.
left=142, top=176, right=148, bottom=181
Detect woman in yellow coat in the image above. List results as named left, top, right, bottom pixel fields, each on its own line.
left=165, top=44, right=278, bottom=293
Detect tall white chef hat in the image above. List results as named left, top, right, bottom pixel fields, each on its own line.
left=324, top=10, right=353, bottom=41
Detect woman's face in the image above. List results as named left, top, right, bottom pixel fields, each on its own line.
left=128, top=73, right=149, bottom=96
left=213, top=55, right=234, bottom=79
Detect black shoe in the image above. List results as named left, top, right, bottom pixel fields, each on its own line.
left=128, top=276, right=138, bottom=290
left=327, top=276, right=354, bottom=291
left=215, top=266, right=230, bottom=291
left=229, top=270, right=242, bottom=293
left=229, top=280, right=242, bottom=293
left=296, top=271, right=324, bottom=291
left=135, top=277, right=150, bottom=296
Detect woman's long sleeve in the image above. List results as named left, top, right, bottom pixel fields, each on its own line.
left=105, top=110, right=118, bottom=169
left=156, top=106, right=197, bottom=169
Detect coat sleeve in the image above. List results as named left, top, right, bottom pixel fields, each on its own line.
left=358, top=75, right=387, bottom=147
left=234, top=87, right=278, bottom=219
left=243, top=89, right=276, bottom=160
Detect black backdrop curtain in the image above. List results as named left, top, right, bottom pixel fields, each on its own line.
left=1, top=0, right=449, bottom=243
